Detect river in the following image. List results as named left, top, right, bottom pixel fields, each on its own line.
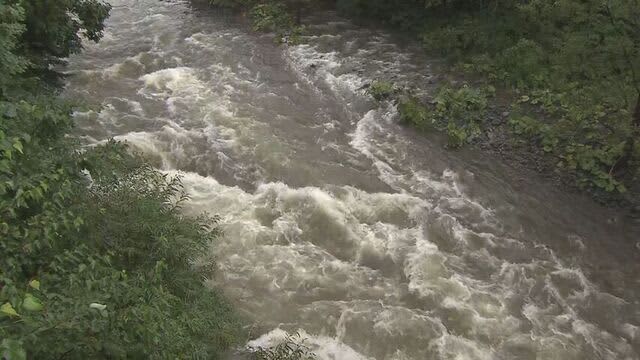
left=64, top=0, right=640, bottom=359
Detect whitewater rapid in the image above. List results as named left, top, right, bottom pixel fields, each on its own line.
left=65, top=1, right=640, bottom=359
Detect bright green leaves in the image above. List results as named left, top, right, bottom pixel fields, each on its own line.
left=431, top=85, right=487, bottom=149
left=0, top=97, right=81, bottom=260
left=28, top=279, right=40, bottom=290
left=21, top=294, right=43, bottom=312
left=1, top=282, right=44, bottom=321
left=11, top=140, right=23, bottom=154
left=1, top=302, right=19, bottom=317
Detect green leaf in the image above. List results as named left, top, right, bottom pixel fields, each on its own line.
left=12, top=141, right=23, bottom=154
left=1, top=302, right=20, bottom=317
left=29, top=279, right=41, bottom=290
left=22, top=293, right=44, bottom=312
left=1, top=339, right=26, bottom=360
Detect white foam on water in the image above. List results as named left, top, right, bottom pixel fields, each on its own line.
left=139, top=67, right=204, bottom=101
left=248, top=328, right=373, bottom=360
left=113, top=131, right=174, bottom=168
left=172, top=169, right=638, bottom=359
left=431, top=334, right=494, bottom=360
left=286, top=45, right=342, bottom=96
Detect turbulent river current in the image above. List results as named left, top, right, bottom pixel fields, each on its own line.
left=65, top=1, right=640, bottom=359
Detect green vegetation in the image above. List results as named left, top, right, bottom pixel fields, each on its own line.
left=207, top=0, right=318, bottom=44
left=368, top=80, right=396, bottom=101
left=376, top=83, right=489, bottom=148
left=427, top=85, right=488, bottom=148
left=338, top=0, right=640, bottom=196
left=249, top=2, right=304, bottom=43
left=0, top=1, right=247, bottom=358
left=1, top=137, right=242, bottom=357
left=16, top=0, right=110, bottom=72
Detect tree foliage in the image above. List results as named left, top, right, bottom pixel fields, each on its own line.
left=8, top=0, right=111, bottom=70
left=0, top=1, right=243, bottom=358
left=0, top=3, right=27, bottom=94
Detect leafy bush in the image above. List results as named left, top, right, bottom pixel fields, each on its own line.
left=430, top=85, right=487, bottom=148
left=495, top=39, right=548, bottom=88
left=249, top=2, right=305, bottom=43
left=394, top=85, right=488, bottom=148
left=0, top=123, right=243, bottom=358
left=1, top=1, right=243, bottom=358
left=250, top=3, right=294, bottom=31
left=207, top=0, right=311, bottom=44
left=14, top=0, right=111, bottom=70
left=397, top=95, right=428, bottom=127
left=368, top=80, right=396, bottom=101
left=509, top=110, right=629, bottom=193
left=0, top=3, right=28, bottom=95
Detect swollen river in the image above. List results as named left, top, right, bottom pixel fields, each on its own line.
left=65, top=0, right=640, bottom=359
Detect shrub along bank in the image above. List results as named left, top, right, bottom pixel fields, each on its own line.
left=1, top=1, right=244, bottom=358
left=204, top=0, right=317, bottom=43
left=337, top=0, right=640, bottom=203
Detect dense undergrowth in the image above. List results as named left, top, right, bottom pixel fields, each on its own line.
left=370, top=81, right=491, bottom=149
left=0, top=1, right=252, bottom=358
left=337, top=0, right=640, bottom=199
left=207, top=0, right=314, bottom=43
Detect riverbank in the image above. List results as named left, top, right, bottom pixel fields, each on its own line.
left=202, top=0, right=640, bottom=213
left=370, top=66, right=640, bottom=215
left=400, top=69, right=640, bottom=214
left=336, top=0, right=640, bottom=213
